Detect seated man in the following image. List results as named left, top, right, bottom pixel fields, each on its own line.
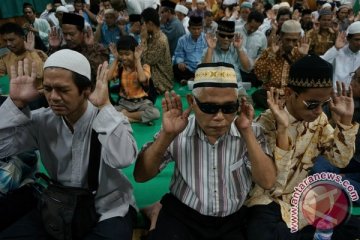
left=94, top=8, right=122, bottom=48
left=247, top=55, right=359, bottom=240
left=134, top=62, right=276, bottom=240
left=0, top=50, right=137, bottom=239
left=109, top=36, right=160, bottom=124
left=173, top=16, right=207, bottom=85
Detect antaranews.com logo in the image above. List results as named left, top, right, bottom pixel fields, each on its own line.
left=290, top=172, right=359, bottom=233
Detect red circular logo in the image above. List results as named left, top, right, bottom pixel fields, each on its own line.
left=300, top=181, right=350, bottom=230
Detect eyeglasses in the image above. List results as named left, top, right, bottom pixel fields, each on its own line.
left=302, top=98, right=332, bottom=110
left=194, top=97, right=239, bottom=114
left=217, top=32, right=235, bottom=39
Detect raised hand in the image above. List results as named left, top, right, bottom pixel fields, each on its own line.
left=266, top=9, right=276, bottom=21
left=49, top=26, right=62, bottom=48
left=161, top=91, right=191, bottom=137
left=292, top=9, right=300, bottom=21
left=177, top=63, right=187, bottom=72
left=270, top=36, right=281, bottom=55
left=205, top=32, right=217, bottom=49
left=335, top=31, right=347, bottom=50
left=233, top=33, right=243, bottom=49
left=89, top=61, right=111, bottom=108
left=24, top=31, right=35, bottom=51
left=267, top=87, right=289, bottom=129
left=84, top=26, right=95, bottom=46
left=96, top=14, right=104, bottom=25
left=235, top=97, right=254, bottom=131
left=9, top=58, right=40, bottom=108
left=298, top=36, right=310, bottom=55
left=134, top=44, right=144, bottom=60
left=329, top=81, right=354, bottom=126
left=108, top=42, right=119, bottom=60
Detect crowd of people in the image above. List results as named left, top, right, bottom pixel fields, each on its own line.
left=0, top=0, right=360, bottom=239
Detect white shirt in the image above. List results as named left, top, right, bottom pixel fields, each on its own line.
left=0, top=98, right=138, bottom=221
left=126, top=0, right=160, bottom=15
left=321, top=45, right=360, bottom=88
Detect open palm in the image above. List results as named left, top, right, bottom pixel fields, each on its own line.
left=267, top=88, right=289, bottom=128
left=89, top=61, right=111, bottom=108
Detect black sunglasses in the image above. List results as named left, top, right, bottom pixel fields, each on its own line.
left=302, top=98, right=332, bottom=110
left=194, top=97, right=239, bottom=114
left=217, top=32, right=235, bottom=39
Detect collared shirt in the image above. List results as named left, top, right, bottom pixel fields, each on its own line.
left=306, top=28, right=337, bottom=55
left=117, top=64, right=151, bottom=99
left=142, top=30, right=174, bottom=94
left=236, top=24, right=267, bottom=64
left=161, top=17, right=186, bottom=56
left=141, top=115, right=272, bottom=217
left=173, top=32, right=208, bottom=72
left=0, top=50, right=48, bottom=88
left=254, top=47, right=303, bottom=90
left=100, top=24, right=121, bottom=48
left=0, top=98, right=138, bottom=221
left=246, top=108, right=359, bottom=229
left=321, top=45, right=360, bottom=88
left=202, top=44, right=247, bottom=83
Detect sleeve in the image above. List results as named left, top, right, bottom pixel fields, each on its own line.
left=0, top=57, right=6, bottom=76
left=321, top=46, right=339, bottom=64
left=0, top=98, right=39, bottom=159
left=173, top=37, right=185, bottom=65
left=254, top=49, right=272, bottom=83
left=38, top=20, right=51, bottom=43
left=320, top=121, right=359, bottom=168
left=92, top=104, right=138, bottom=169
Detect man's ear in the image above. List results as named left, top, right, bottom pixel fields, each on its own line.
left=83, top=87, right=91, bottom=98
left=186, top=93, right=194, bottom=107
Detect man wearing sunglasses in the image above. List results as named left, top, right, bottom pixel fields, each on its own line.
left=203, top=20, right=252, bottom=84
left=246, top=55, right=359, bottom=240
left=134, top=62, right=276, bottom=240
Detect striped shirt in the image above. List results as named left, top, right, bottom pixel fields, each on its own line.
left=144, top=115, right=272, bottom=217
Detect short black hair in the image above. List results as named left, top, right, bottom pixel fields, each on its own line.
left=117, top=35, right=138, bottom=52
left=72, top=71, right=92, bottom=93
left=0, top=22, right=25, bottom=37
left=141, top=8, right=160, bottom=27
left=204, top=10, right=213, bottom=18
left=276, top=8, right=292, bottom=21
left=302, top=9, right=312, bottom=15
left=247, top=10, right=264, bottom=24
left=23, top=2, right=36, bottom=13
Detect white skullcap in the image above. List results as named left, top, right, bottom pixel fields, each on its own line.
left=56, top=6, right=69, bottom=13
left=104, top=8, right=116, bottom=15
left=223, top=0, right=238, bottom=5
left=44, top=49, right=91, bottom=81
left=197, top=0, right=205, bottom=3
left=281, top=20, right=302, bottom=33
left=186, top=0, right=192, bottom=3
left=347, top=21, right=360, bottom=35
left=175, top=4, right=189, bottom=15
left=279, top=2, right=291, bottom=9
left=65, top=4, right=75, bottom=12
left=272, top=4, right=280, bottom=10
left=321, top=3, right=332, bottom=9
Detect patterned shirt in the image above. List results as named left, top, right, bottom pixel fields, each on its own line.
left=142, top=115, right=272, bottom=217
left=246, top=108, right=359, bottom=229
left=254, top=47, right=304, bottom=90
left=306, top=28, right=337, bottom=55
left=0, top=50, right=48, bottom=89
left=118, top=64, right=151, bottom=99
left=142, top=30, right=173, bottom=94
left=173, top=33, right=208, bottom=73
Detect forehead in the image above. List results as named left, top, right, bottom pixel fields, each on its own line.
left=2, top=32, right=21, bottom=40
left=24, top=7, right=33, bottom=13
left=62, top=24, right=82, bottom=32
left=43, top=67, right=75, bottom=84
left=282, top=32, right=301, bottom=39
left=196, top=87, right=237, bottom=101
left=349, top=33, right=360, bottom=40
left=297, top=87, right=333, bottom=100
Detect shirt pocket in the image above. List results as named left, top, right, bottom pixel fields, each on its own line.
left=229, top=160, right=251, bottom=202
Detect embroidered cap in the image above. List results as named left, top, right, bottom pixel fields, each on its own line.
left=288, top=55, right=333, bottom=88
left=44, top=49, right=91, bottom=81
left=193, top=62, right=238, bottom=89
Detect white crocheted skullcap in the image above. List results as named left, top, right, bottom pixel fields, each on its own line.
left=44, top=49, right=91, bottom=81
